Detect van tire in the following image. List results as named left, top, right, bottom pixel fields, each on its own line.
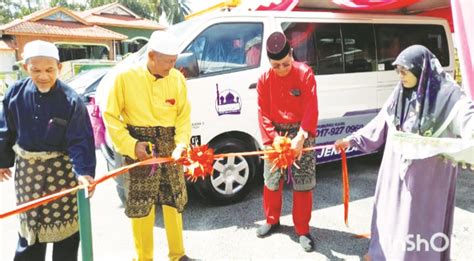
left=194, top=138, right=258, bottom=205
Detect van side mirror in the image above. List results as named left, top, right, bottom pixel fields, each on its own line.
left=175, top=52, right=199, bottom=79
left=12, top=65, right=19, bottom=71
left=82, top=93, right=93, bottom=104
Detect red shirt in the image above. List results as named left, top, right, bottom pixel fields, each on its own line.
left=257, top=62, right=318, bottom=145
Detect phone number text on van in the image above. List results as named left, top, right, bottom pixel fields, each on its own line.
left=316, top=124, right=364, bottom=137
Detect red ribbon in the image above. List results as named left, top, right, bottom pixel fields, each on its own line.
left=0, top=186, right=81, bottom=219
left=340, top=148, right=350, bottom=226
left=1, top=144, right=350, bottom=223
left=178, top=145, right=216, bottom=182
left=0, top=157, right=169, bottom=219
left=262, top=136, right=297, bottom=173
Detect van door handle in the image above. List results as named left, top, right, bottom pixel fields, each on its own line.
left=248, top=83, right=257, bottom=89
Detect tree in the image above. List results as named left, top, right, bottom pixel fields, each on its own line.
left=0, top=0, right=40, bottom=24
left=88, top=0, right=111, bottom=8
left=49, top=0, right=87, bottom=11
left=162, top=0, right=191, bottom=24
left=142, top=0, right=191, bottom=24
left=0, top=0, right=190, bottom=25
left=0, top=0, right=14, bottom=24
left=118, top=0, right=155, bottom=21
left=89, top=0, right=191, bottom=24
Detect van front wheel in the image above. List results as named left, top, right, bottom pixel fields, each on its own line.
left=194, top=138, right=258, bottom=205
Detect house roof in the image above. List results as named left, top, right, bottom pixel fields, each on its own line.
left=0, top=7, right=61, bottom=32
left=5, top=21, right=127, bottom=40
left=80, top=2, right=140, bottom=19
left=77, top=2, right=164, bottom=30
left=0, top=6, right=127, bottom=40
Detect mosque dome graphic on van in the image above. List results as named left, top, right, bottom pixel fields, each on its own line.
left=215, top=83, right=242, bottom=116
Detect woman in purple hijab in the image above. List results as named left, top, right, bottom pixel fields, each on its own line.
left=336, top=45, right=474, bottom=261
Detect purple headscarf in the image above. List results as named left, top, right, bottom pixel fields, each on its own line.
left=388, top=45, right=463, bottom=136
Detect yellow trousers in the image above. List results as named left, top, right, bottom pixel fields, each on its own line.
left=131, top=205, right=185, bottom=261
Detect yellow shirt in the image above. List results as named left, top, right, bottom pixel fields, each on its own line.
left=104, top=65, right=191, bottom=159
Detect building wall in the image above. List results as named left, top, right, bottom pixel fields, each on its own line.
left=14, top=35, right=116, bottom=60
left=0, top=51, right=18, bottom=97
left=0, top=51, right=16, bottom=72
left=104, top=26, right=155, bottom=39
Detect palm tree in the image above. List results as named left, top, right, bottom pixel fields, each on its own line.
left=144, top=0, right=191, bottom=24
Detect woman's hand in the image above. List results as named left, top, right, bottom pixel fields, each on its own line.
left=334, top=138, right=351, bottom=151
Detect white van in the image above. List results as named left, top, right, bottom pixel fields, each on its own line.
left=95, top=11, right=454, bottom=204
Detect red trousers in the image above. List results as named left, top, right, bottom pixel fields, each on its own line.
left=263, top=181, right=313, bottom=235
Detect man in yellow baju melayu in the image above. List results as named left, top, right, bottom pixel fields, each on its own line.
left=103, top=30, right=191, bottom=261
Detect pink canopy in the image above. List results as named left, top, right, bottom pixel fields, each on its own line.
left=417, top=7, right=454, bottom=32
left=255, top=0, right=299, bottom=11
left=331, top=0, right=421, bottom=11
left=451, top=0, right=473, bottom=98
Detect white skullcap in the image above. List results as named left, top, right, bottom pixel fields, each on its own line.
left=23, top=40, right=59, bottom=61
left=148, top=30, right=180, bottom=56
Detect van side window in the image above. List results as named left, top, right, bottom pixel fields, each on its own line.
left=341, top=24, right=376, bottom=73
left=282, top=22, right=344, bottom=75
left=375, top=24, right=449, bottom=70
left=281, top=23, right=317, bottom=71
left=183, top=23, right=263, bottom=77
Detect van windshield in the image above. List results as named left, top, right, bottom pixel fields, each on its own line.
left=118, top=18, right=203, bottom=65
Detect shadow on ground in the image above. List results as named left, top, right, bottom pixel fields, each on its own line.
left=152, top=155, right=381, bottom=231
left=151, top=154, right=473, bottom=231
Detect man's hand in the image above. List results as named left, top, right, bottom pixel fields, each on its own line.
left=135, top=141, right=152, bottom=161
left=291, top=134, right=305, bottom=160
left=272, top=135, right=285, bottom=146
left=0, top=168, right=12, bottom=182
left=77, top=175, right=95, bottom=198
left=172, top=145, right=186, bottom=161
left=334, top=138, right=351, bottom=151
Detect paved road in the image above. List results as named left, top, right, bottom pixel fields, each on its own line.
left=1, top=152, right=473, bottom=260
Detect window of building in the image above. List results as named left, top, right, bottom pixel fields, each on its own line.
left=116, top=38, right=148, bottom=59
left=57, top=44, right=109, bottom=61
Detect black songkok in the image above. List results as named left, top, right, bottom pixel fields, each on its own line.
left=266, top=32, right=290, bottom=61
